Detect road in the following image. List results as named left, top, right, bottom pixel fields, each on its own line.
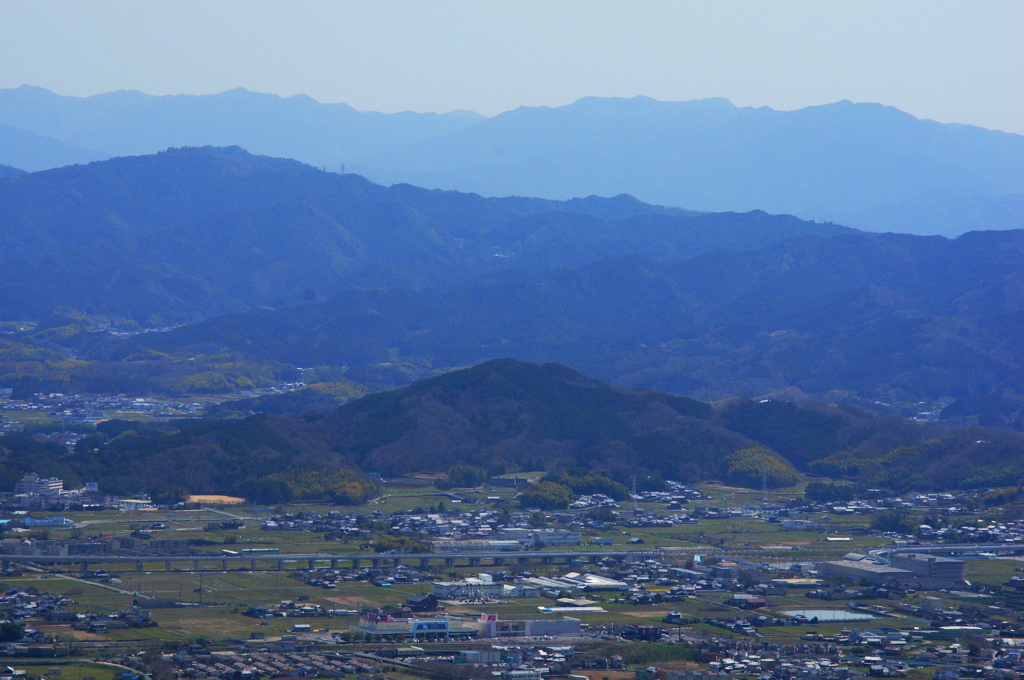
left=23, top=564, right=154, bottom=599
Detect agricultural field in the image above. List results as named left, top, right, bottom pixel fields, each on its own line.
left=0, top=661, right=124, bottom=680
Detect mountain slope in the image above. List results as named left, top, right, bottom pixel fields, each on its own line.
left=115, top=228, right=1024, bottom=404
left=0, top=123, right=108, bottom=171
left=0, top=146, right=850, bottom=322
left=270, top=359, right=733, bottom=480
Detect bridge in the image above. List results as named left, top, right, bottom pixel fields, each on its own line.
left=1, top=549, right=645, bottom=574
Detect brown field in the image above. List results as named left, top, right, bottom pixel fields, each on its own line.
left=186, top=494, right=246, bottom=504
left=329, top=594, right=385, bottom=608
left=575, top=672, right=641, bottom=680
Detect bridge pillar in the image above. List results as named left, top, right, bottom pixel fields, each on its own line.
left=518, top=556, right=529, bottom=565
left=444, top=558, right=455, bottom=568
left=251, top=560, right=257, bottom=571
left=392, top=558, right=401, bottom=568
left=222, top=560, right=228, bottom=571
left=193, top=560, right=200, bottom=571
left=588, top=555, right=599, bottom=564
left=542, top=556, right=553, bottom=565
left=80, top=561, right=87, bottom=574
left=277, top=560, right=284, bottom=570
left=308, top=559, right=316, bottom=569
left=493, top=557, right=505, bottom=566
left=165, top=561, right=172, bottom=572
left=419, top=557, right=430, bottom=569
left=351, top=558, right=360, bottom=569
left=331, top=558, right=339, bottom=569
left=371, top=558, right=381, bottom=569
left=136, top=561, right=143, bottom=572
left=469, top=557, right=480, bottom=567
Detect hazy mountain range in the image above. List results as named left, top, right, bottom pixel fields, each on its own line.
left=0, top=85, right=480, bottom=172
left=2, top=86, right=1023, bottom=236
left=0, top=146, right=1020, bottom=426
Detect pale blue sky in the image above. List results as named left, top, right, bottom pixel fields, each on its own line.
left=1, top=0, right=1022, bottom=133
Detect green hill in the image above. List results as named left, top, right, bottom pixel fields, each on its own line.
left=4, top=359, right=1018, bottom=501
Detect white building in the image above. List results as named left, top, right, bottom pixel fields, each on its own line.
left=502, top=583, right=542, bottom=598
left=533, top=529, right=582, bottom=547
left=432, top=577, right=505, bottom=599
left=477, top=616, right=581, bottom=638
left=13, top=473, right=63, bottom=496
left=430, top=539, right=525, bottom=552
left=497, top=528, right=582, bottom=547
left=781, top=519, right=820, bottom=530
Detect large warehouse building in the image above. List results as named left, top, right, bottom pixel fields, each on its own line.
left=816, top=559, right=914, bottom=586
left=888, top=553, right=966, bottom=583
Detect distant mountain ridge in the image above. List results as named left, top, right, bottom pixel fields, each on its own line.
left=353, top=96, right=1024, bottom=236
left=0, top=146, right=850, bottom=323
left=0, top=85, right=480, bottom=170
left=2, top=86, right=1022, bottom=235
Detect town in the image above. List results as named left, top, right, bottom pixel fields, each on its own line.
left=0, top=383, right=311, bottom=436
left=0, top=470, right=1021, bottom=680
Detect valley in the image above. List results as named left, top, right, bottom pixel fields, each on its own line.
left=2, top=20, right=1024, bottom=674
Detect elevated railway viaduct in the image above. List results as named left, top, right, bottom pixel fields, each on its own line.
left=0, top=549, right=649, bottom=573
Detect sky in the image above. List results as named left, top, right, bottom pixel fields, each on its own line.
left=1, top=0, right=1022, bottom=133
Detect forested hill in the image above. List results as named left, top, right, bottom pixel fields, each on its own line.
left=3, top=359, right=1022, bottom=501
left=0, top=146, right=851, bottom=323
left=115, top=227, right=1024, bottom=413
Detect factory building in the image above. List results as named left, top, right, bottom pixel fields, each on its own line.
left=888, top=553, right=966, bottom=582
left=816, top=559, right=914, bottom=586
